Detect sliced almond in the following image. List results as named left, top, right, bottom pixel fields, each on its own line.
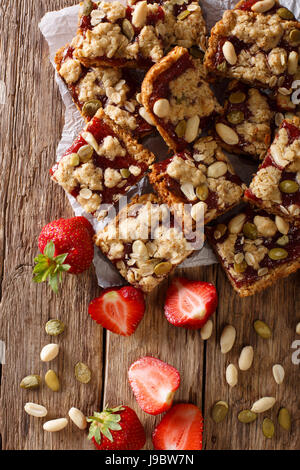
left=228, top=213, right=246, bottom=234
left=222, top=41, right=237, bottom=65
left=216, top=123, right=239, bottom=146
left=251, top=0, right=275, bottom=13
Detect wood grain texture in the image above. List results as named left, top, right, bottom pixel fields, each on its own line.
left=0, top=0, right=299, bottom=451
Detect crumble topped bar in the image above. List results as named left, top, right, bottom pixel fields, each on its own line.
left=72, top=0, right=207, bottom=68
left=149, top=136, right=246, bottom=225
left=235, top=0, right=295, bottom=20
left=204, top=8, right=300, bottom=91
left=245, top=117, right=300, bottom=222
left=141, top=47, right=222, bottom=152
left=55, top=44, right=154, bottom=139
left=95, top=193, right=193, bottom=293
left=215, top=80, right=274, bottom=159
left=51, top=109, right=155, bottom=219
left=206, top=205, right=300, bottom=297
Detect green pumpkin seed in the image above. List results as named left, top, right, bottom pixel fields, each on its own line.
left=268, top=247, right=288, bottom=261
left=277, top=235, right=289, bottom=247
left=243, top=222, right=258, bottom=240
left=278, top=408, right=291, bottom=431
left=45, top=370, right=60, bottom=392
left=177, top=10, right=191, bottom=21
left=277, top=7, right=294, bottom=20
left=234, top=260, right=248, bottom=274
left=154, top=261, right=173, bottom=276
left=82, top=0, right=93, bottom=16
left=254, top=320, right=272, bottom=339
left=238, top=410, right=257, bottom=424
left=262, top=418, right=275, bottom=439
left=122, top=19, right=134, bottom=41
left=175, top=120, right=187, bottom=138
left=212, top=401, right=229, bottom=423
left=229, top=91, right=246, bottom=104
left=227, top=110, right=244, bottom=125
left=82, top=99, right=102, bottom=118
left=75, top=362, right=91, bottom=384
left=78, top=144, right=93, bottom=162
left=69, top=153, right=80, bottom=167
left=120, top=168, right=131, bottom=178
left=196, top=183, right=209, bottom=201
left=189, top=47, right=204, bottom=60
left=279, top=180, right=299, bottom=194
left=217, top=62, right=227, bottom=73
left=289, top=29, right=300, bottom=44
left=20, top=375, right=42, bottom=390
left=45, top=319, right=65, bottom=336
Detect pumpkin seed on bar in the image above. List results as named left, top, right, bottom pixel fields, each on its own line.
left=277, top=7, right=294, bottom=20
left=196, top=183, right=209, bottom=201
left=175, top=120, right=187, bottom=138
left=45, top=370, right=60, bottom=392
left=69, top=153, right=80, bottom=167
left=278, top=408, right=291, bottom=431
left=234, top=260, right=247, bottom=274
left=253, top=320, right=272, bottom=339
left=289, top=29, right=300, bottom=44
left=212, top=401, right=229, bottom=423
left=78, top=144, right=93, bottom=162
left=75, top=362, right=92, bottom=384
left=262, top=418, right=275, bottom=439
left=279, top=180, right=299, bottom=194
left=82, top=0, right=93, bottom=16
left=243, top=222, right=258, bottom=240
left=122, top=19, right=134, bottom=41
left=82, top=100, right=102, bottom=118
left=177, top=10, right=191, bottom=20
left=217, top=62, right=227, bottom=73
left=238, top=410, right=257, bottom=424
left=45, top=319, right=65, bottom=336
left=268, top=247, right=288, bottom=261
left=227, top=110, right=244, bottom=125
left=120, top=168, right=131, bottom=178
left=189, top=47, right=204, bottom=60
left=229, top=91, right=246, bottom=104
left=154, top=261, right=172, bottom=276
left=277, top=235, right=289, bottom=247
left=20, top=375, right=42, bottom=390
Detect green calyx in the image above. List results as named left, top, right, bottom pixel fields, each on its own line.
left=33, top=241, right=71, bottom=293
left=87, top=406, right=124, bottom=445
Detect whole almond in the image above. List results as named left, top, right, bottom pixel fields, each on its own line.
left=43, top=418, right=68, bottom=432
left=222, top=41, right=237, bottom=65
left=238, top=346, right=254, bottom=371
left=220, top=325, right=236, bottom=354
left=251, top=0, right=275, bottom=13
left=40, top=344, right=59, bottom=362
left=251, top=397, right=276, bottom=414
left=226, top=364, right=238, bottom=387
left=216, top=123, right=239, bottom=146
left=200, top=319, right=213, bottom=340
left=296, top=322, right=300, bottom=335
left=272, top=364, right=285, bottom=385
left=24, top=403, right=48, bottom=418
left=68, top=407, right=87, bottom=430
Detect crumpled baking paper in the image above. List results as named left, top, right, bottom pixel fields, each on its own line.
left=39, top=0, right=300, bottom=288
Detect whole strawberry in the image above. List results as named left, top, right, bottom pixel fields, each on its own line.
left=33, top=217, right=94, bottom=292
left=87, top=406, right=146, bottom=450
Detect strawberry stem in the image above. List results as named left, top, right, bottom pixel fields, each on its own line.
left=33, top=241, right=71, bottom=293
left=87, top=406, right=124, bottom=445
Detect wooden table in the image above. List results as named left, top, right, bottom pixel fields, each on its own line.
left=0, top=0, right=299, bottom=451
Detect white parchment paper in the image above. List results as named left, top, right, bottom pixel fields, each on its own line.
left=39, top=0, right=300, bottom=288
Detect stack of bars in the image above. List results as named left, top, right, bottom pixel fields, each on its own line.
left=51, top=0, right=300, bottom=296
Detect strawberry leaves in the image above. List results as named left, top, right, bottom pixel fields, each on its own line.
left=33, top=241, right=71, bottom=293
left=87, top=406, right=124, bottom=445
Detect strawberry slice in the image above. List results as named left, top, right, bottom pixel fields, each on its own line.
left=164, top=277, right=218, bottom=329
left=88, top=286, right=145, bottom=336
left=128, top=356, right=180, bottom=415
left=152, top=403, right=203, bottom=450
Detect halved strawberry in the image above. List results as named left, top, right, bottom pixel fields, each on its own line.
left=88, top=286, right=145, bottom=336
left=128, top=356, right=180, bottom=415
left=164, top=277, right=218, bottom=329
left=152, top=403, right=203, bottom=450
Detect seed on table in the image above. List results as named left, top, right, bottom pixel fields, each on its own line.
left=296, top=322, right=300, bottom=335
left=262, top=418, right=275, bottom=439
left=200, top=319, right=213, bottom=340
left=75, top=362, right=92, bottom=384
left=24, top=403, right=48, bottom=418
left=45, top=319, right=65, bottom=336
left=251, top=397, right=276, bottom=413
left=253, top=320, right=272, bottom=339
left=40, top=344, right=60, bottom=362
left=238, top=410, right=257, bottom=424
left=226, top=364, right=238, bottom=387
left=43, top=418, right=68, bottom=433
left=212, top=401, right=228, bottom=423
left=220, top=325, right=236, bottom=354
left=45, top=370, right=60, bottom=392
left=272, top=364, right=285, bottom=385
left=238, top=346, right=254, bottom=371
left=68, top=407, right=87, bottom=430
left=20, top=375, right=41, bottom=390
left=278, top=408, right=291, bottom=431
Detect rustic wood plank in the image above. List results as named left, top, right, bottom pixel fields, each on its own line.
left=0, top=0, right=103, bottom=450
left=204, top=269, right=300, bottom=450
